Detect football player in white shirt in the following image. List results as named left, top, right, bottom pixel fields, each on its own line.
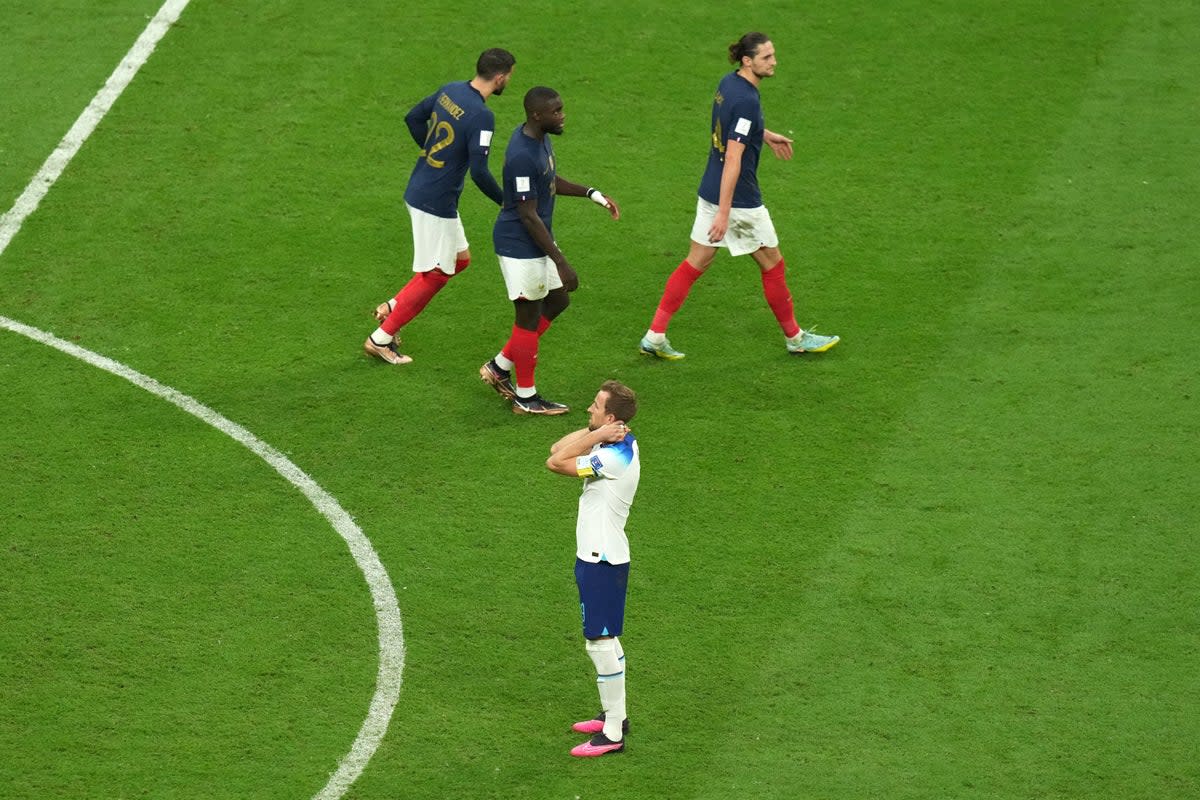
left=546, top=380, right=641, bottom=757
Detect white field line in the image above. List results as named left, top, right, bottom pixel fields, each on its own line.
left=0, top=3, right=403, bottom=797
left=0, top=0, right=184, bottom=255
left=0, top=317, right=406, bottom=797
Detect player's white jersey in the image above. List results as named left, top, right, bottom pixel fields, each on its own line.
left=574, top=434, right=640, bottom=565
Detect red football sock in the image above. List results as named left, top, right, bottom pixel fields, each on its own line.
left=502, top=316, right=550, bottom=361
left=650, top=260, right=703, bottom=334
left=508, top=325, right=540, bottom=390
left=381, top=270, right=452, bottom=335
left=760, top=260, right=801, bottom=338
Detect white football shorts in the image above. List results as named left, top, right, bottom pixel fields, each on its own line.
left=407, top=203, right=469, bottom=274
left=498, top=254, right=563, bottom=301
left=689, top=197, right=779, bottom=257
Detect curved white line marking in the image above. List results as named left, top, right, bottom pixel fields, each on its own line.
left=0, top=317, right=404, bottom=797
left=1, top=2, right=402, bottom=795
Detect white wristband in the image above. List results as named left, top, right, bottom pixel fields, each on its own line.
left=587, top=188, right=608, bottom=207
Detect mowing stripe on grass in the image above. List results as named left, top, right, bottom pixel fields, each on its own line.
left=0, top=0, right=189, bottom=255
left=0, top=316, right=405, bottom=798
left=0, top=2, right=404, bottom=795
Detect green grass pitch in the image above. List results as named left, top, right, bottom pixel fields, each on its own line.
left=1, top=1, right=1197, bottom=797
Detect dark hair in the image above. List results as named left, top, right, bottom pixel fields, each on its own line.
left=476, top=48, right=515, bottom=79
left=729, top=32, right=770, bottom=65
left=523, top=85, right=560, bottom=115
left=600, top=380, right=637, bottom=423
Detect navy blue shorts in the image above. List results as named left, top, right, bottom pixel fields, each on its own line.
left=575, top=558, right=630, bottom=639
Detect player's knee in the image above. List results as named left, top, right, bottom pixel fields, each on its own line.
left=686, top=243, right=717, bottom=271
left=513, top=298, right=542, bottom=330
left=545, top=289, right=570, bottom=318
left=755, top=246, right=784, bottom=270
left=424, top=269, right=452, bottom=288
left=455, top=251, right=470, bottom=273
left=585, top=637, right=621, bottom=674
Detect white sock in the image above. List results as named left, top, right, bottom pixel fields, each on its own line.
left=644, top=330, right=665, bottom=345
left=515, top=386, right=536, bottom=399
left=494, top=352, right=515, bottom=371
left=370, top=329, right=393, bottom=346
left=614, top=637, right=626, bottom=721
left=586, top=638, right=625, bottom=741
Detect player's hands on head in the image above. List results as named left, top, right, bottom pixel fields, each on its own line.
left=599, top=421, right=628, bottom=442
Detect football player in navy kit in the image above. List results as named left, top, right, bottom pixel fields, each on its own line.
left=639, top=33, right=840, bottom=360
left=480, top=87, right=620, bottom=415
left=365, top=48, right=515, bottom=365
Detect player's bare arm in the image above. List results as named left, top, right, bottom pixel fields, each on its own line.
left=764, top=128, right=794, bottom=160
left=545, top=422, right=628, bottom=475
left=556, top=177, right=620, bottom=220
left=515, top=196, right=566, bottom=264
left=515, top=196, right=578, bottom=290
left=550, top=427, right=592, bottom=455
left=708, top=138, right=745, bottom=243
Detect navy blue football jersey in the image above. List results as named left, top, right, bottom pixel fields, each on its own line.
left=697, top=71, right=764, bottom=208
left=403, top=81, right=502, bottom=217
left=492, top=125, right=557, bottom=258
